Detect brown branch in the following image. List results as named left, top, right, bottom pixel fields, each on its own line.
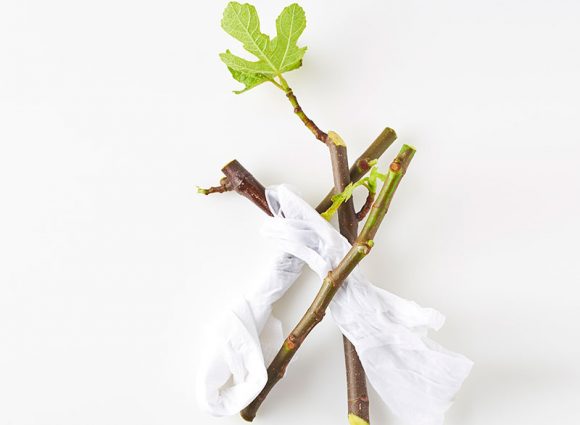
left=326, top=131, right=370, bottom=424
left=220, top=160, right=272, bottom=217
left=327, top=132, right=358, bottom=240
left=240, top=144, right=416, bottom=422
left=356, top=190, right=375, bottom=222
left=344, top=339, right=369, bottom=424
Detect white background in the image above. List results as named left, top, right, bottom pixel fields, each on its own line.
left=1, top=0, right=579, bottom=424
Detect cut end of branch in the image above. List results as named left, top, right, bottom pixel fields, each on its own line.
left=221, top=160, right=273, bottom=216
left=327, top=131, right=346, bottom=147
left=380, top=127, right=397, bottom=142
left=348, top=414, right=370, bottom=425
left=240, top=411, right=256, bottom=422
left=353, top=127, right=397, bottom=175
left=392, top=144, right=416, bottom=173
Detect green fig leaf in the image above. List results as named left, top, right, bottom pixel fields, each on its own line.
left=220, top=2, right=307, bottom=93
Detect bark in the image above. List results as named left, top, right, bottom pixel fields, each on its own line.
left=221, top=160, right=272, bottom=217
left=327, top=131, right=369, bottom=424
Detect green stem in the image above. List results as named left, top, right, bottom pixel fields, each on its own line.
left=240, top=144, right=416, bottom=422
left=276, top=75, right=328, bottom=143
left=277, top=74, right=290, bottom=92
left=269, top=77, right=284, bottom=91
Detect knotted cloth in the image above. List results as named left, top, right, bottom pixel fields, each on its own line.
left=196, top=185, right=473, bottom=425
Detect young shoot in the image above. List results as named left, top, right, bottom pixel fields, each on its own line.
left=322, top=161, right=387, bottom=220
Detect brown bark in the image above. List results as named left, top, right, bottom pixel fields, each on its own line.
left=221, top=160, right=272, bottom=217
left=212, top=78, right=397, bottom=423
left=327, top=132, right=370, bottom=424
left=356, top=191, right=375, bottom=222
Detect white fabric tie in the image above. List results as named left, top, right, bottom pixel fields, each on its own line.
left=196, top=185, right=473, bottom=425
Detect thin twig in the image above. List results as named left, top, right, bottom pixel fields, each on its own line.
left=278, top=75, right=328, bottom=143
left=221, top=160, right=272, bottom=216
left=356, top=190, right=375, bottom=222
left=196, top=177, right=232, bottom=195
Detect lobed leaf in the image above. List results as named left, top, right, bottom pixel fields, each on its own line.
left=220, top=2, right=308, bottom=93
left=227, top=67, right=270, bottom=94
left=269, top=3, right=307, bottom=73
